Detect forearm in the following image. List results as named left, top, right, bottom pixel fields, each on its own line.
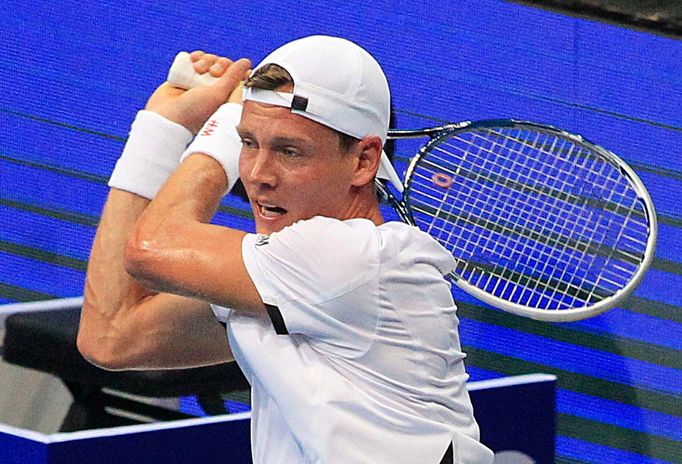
left=78, top=54, right=254, bottom=369
left=124, top=154, right=257, bottom=308
left=79, top=189, right=151, bottom=365
left=80, top=185, right=234, bottom=370
left=78, top=113, right=232, bottom=369
left=132, top=154, right=227, bottom=245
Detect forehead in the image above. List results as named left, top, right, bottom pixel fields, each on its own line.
left=238, top=100, right=339, bottom=144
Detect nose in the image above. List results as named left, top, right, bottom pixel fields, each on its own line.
left=242, top=149, right=278, bottom=189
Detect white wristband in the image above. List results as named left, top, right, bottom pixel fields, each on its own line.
left=180, top=103, right=243, bottom=193
left=109, top=110, right=193, bottom=199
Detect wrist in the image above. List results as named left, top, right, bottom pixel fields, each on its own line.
left=180, top=103, right=243, bottom=194
left=108, top=110, right=193, bottom=199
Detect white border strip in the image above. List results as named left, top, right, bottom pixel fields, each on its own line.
left=0, top=412, right=251, bottom=444
left=0, top=374, right=556, bottom=444
left=49, top=411, right=251, bottom=443
left=0, top=296, right=84, bottom=328
left=0, top=422, right=49, bottom=443
left=467, top=373, right=556, bottom=391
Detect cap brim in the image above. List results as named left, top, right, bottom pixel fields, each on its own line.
left=378, top=150, right=403, bottom=193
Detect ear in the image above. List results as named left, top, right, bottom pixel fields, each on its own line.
left=351, top=135, right=383, bottom=188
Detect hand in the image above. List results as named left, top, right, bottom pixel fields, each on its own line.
left=145, top=51, right=251, bottom=133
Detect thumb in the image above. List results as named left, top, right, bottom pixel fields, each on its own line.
left=214, top=58, right=252, bottom=95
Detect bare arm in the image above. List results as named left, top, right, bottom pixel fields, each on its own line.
left=78, top=54, right=253, bottom=371
left=78, top=189, right=232, bottom=371
left=124, top=153, right=266, bottom=314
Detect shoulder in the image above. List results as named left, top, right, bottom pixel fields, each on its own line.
left=254, top=216, right=379, bottom=258
left=377, top=222, right=456, bottom=276
left=277, top=215, right=377, bottom=240
left=242, top=217, right=381, bottom=300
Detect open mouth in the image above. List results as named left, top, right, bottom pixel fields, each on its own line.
left=257, top=201, right=287, bottom=218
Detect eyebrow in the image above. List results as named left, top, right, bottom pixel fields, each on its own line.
left=235, top=126, right=253, bottom=139
left=235, top=127, right=313, bottom=149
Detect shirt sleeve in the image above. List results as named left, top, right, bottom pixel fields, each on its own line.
left=240, top=217, right=380, bottom=358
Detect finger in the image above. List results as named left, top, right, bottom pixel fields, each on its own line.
left=194, top=58, right=210, bottom=73
left=227, top=81, right=245, bottom=104
left=218, top=56, right=233, bottom=67
left=209, top=57, right=232, bottom=77
left=189, top=50, right=204, bottom=61
left=208, top=62, right=224, bottom=77
left=194, top=53, right=222, bottom=74
left=201, top=53, right=219, bottom=65
left=214, top=58, right=252, bottom=94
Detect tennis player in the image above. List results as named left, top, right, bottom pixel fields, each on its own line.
left=77, top=35, right=494, bottom=463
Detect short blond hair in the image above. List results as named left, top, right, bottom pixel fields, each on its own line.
left=246, top=64, right=359, bottom=152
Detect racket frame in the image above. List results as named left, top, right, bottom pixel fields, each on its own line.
left=383, top=119, right=657, bottom=322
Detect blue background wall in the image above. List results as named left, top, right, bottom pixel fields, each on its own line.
left=1, top=0, right=680, bottom=462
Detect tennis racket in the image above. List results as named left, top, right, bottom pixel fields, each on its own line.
left=167, top=52, right=658, bottom=322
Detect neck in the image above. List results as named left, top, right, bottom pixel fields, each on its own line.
left=343, top=183, right=384, bottom=226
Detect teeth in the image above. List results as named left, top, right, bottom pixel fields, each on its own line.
left=258, top=202, right=286, bottom=217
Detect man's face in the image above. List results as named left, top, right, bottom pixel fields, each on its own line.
left=237, top=100, right=358, bottom=235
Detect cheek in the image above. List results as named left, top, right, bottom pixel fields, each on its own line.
left=238, top=151, right=250, bottom=177
left=296, top=170, right=350, bottom=209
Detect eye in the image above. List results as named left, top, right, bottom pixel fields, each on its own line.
left=240, top=138, right=257, bottom=149
left=279, top=146, right=303, bottom=158
left=282, top=147, right=300, bottom=157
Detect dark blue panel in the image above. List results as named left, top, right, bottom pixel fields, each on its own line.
left=48, top=419, right=252, bottom=464
left=0, top=206, right=94, bottom=261
left=459, top=318, right=681, bottom=395
left=557, top=389, right=682, bottom=441
left=556, top=436, right=670, bottom=464
left=0, top=252, right=85, bottom=297
left=470, top=376, right=555, bottom=462
left=0, top=431, right=47, bottom=464
left=1, top=159, right=108, bottom=218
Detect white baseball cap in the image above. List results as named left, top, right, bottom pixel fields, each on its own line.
left=243, top=35, right=403, bottom=192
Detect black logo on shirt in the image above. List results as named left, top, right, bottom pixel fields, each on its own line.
left=255, top=234, right=270, bottom=247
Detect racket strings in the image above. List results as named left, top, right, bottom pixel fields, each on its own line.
left=409, top=173, right=604, bottom=308
left=504, top=134, right=616, bottom=306
left=407, top=126, right=649, bottom=310
left=420, top=142, right=614, bottom=268
left=427, top=139, right=604, bottom=249
left=586, top=172, right=647, bottom=301
left=413, top=202, right=601, bottom=307
left=463, top=129, right=645, bottom=299
left=483, top=129, right=651, bottom=253
left=444, top=130, right=642, bottom=229
left=449, top=127, right=647, bottom=255
left=410, top=177, right=610, bottom=308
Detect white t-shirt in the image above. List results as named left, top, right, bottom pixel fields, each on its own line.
left=212, top=216, right=494, bottom=463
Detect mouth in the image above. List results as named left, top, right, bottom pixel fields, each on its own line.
left=256, top=201, right=288, bottom=219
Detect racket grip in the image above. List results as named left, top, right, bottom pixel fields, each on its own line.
left=167, top=51, right=219, bottom=89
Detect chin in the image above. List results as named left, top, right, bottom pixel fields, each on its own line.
left=253, top=214, right=292, bottom=235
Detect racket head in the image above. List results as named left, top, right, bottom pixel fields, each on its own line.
left=401, top=120, right=657, bottom=322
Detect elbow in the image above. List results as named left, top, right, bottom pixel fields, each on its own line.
left=77, top=306, right=135, bottom=372
left=123, top=229, right=161, bottom=286
left=124, top=225, right=187, bottom=295
left=77, top=330, right=130, bottom=371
